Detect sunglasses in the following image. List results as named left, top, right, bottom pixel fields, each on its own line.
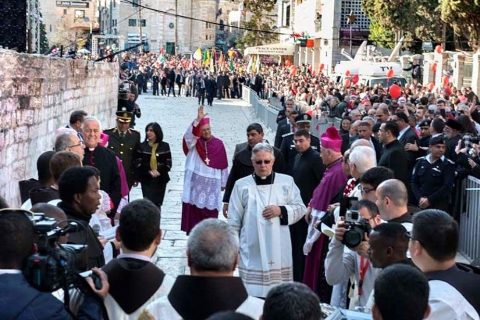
left=255, top=160, right=272, bottom=165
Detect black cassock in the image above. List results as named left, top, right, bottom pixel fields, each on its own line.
left=83, top=146, right=122, bottom=212
left=280, top=133, right=320, bottom=175
left=291, top=147, right=325, bottom=282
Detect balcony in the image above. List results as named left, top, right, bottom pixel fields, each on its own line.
left=71, top=17, right=91, bottom=30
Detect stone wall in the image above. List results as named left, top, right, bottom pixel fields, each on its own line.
left=0, top=49, right=119, bottom=206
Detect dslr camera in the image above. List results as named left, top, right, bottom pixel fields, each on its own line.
left=339, top=197, right=371, bottom=249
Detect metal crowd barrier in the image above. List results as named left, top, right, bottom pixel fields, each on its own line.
left=459, top=176, right=480, bottom=263
left=242, top=85, right=340, bottom=137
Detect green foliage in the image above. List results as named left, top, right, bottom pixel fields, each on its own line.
left=237, top=0, right=278, bottom=49
left=441, top=0, right=480, bottom=51
left=39, top=21, right=49, bottom=54
left=368, top=19, right=395, bottom=49
left=362, top=0, right=444, bottom=50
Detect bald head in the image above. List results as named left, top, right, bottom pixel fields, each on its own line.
left=377, top=179, right=408, bottom=207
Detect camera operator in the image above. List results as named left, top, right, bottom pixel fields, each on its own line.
left=0, top=209, right=68, bottom=319
left=0, top=209, right=108, bottom=320
left=57, top=166, right=105, bottom=270
left=324, top=200, right=382, bottom=309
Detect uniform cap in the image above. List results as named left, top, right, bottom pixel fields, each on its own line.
left=116, top=111, right=133, bottom=123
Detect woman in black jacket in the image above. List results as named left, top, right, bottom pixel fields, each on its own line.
left=135, top=122, right=172, bottom=209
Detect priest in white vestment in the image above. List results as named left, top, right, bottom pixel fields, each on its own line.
left=228, top=142, right=306, bottom=298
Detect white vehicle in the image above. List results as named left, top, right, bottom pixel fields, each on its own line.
left=331, top=38, right=407, bottom=87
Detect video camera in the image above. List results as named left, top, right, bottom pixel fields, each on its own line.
left=23, top=213, right=89, bottom=293
left=339, top=197, right=371, bottom=249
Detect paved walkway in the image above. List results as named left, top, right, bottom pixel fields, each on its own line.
left=129, top=92, right=262, bottom=277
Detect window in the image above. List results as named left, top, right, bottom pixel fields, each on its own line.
left=128, top=19, right=136, bottom=27
left=74, top=10, right=85, bottom=19
left=140, top=19, right=146, bottom=27
left=285, top=5, right=290, bottom=27
left=113, top=0, right=116, bottom=7
left=132, top=0, right=139, bottom=7
left=206, top=35, right=208, bottom=40
left=112, top=19, right=117, bottom=27
left=63, top=9, right=67, bottom=15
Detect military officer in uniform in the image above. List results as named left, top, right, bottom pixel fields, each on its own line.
left=104, top=111, right=141, bottom=190
left=280, top=113, right=320, bottom=175
left=411, top=135, right=456, bottom=212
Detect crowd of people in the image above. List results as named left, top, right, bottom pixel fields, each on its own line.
left=2, top=49, right=480, bottom=320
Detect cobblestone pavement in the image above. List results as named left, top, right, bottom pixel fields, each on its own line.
left=128, top=91, right=270, bottom=277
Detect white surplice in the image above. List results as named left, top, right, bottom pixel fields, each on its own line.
left=228, top=173, right=306, bottom=297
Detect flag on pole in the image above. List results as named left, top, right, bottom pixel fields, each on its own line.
left=193, top=48, right=202, bottom=60
left=247, top=57, right=253, bottom=73
left=255, top=55, right=260, bottom=73
left=209, top=48, right=215, bottom=72
left=229, top=59, right=234, bottom=72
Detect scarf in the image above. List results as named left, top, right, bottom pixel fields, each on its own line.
left=149, top=141, right=158, bottom=170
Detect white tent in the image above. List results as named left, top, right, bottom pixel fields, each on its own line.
left=244, top=43, right=295, bottom=56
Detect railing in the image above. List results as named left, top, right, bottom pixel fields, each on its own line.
left=242, top=85, right=340, bottom=137
left=459, top=175, right=480, bottom=263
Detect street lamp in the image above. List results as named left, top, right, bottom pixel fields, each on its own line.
left=346, top=10, right=356, bottom=57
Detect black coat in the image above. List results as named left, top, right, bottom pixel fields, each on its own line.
left=83, top=146, right=122, bottom=209
left=398, top=127, right=420, bottom=169
left=134, top=141, right=172, bottom=185
left=57, top=201, right=105, bottom=271
left=378, top=140, right=411, bottom=190
left=274, top=119, right=292, bottom=148
left=104, top=127, right=141, bottom=189
left=292, top=147, right=325, bottom=204
left=411, top=156, right=455, bottom=211
left=280, top=133, right=320, bottom=175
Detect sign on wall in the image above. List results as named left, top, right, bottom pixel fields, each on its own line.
left=56, top=1, right=90, bottom=8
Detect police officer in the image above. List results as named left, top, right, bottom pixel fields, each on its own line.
left=104, top=111, right=141, bottom=190
left=411, top=135, right=456, bottom=212
left=280, top=113, right=320, bottom=175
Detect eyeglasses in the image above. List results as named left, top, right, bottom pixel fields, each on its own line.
left=68, top=142, right=84, bottom=148
left=360, top=186, right=375, bottom=194
left=255, top=160, right=272, bottom=165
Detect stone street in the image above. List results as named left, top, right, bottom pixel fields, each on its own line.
left=128, top=91, right=271, bottom=277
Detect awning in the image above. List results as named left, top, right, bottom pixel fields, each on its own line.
left=244, top=43, right=294, bottom=56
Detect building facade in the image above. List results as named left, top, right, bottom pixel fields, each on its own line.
left=97, top=0, right=218, bottom=54
left=276, top=0, right=370, bottom=74
left=39, top=0, right=99, bottom=49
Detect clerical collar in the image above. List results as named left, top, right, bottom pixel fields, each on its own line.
left=253, top=172, right=274, bottom=185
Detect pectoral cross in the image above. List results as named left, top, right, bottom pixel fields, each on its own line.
left=205, top=157, right=210, bottom=166
left=268, top=260, right=275, bottom=266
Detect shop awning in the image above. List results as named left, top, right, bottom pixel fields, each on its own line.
left=244, top=43, right=295, bottom=56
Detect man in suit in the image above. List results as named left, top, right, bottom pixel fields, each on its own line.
left=274, top=99, right=297, bottom=148
left=104, top=111, right=141, bottom=191
left=341, top=120, right=360, bottom=154
left=280, top=113, right=320, bottom=175
left=167, top=68, right=176, bottom=97
left=357, top=120, right=382, bottom=160
left=391, top=112, right=419, bottom=170
left=377, top=121, right=410, bottom=193
left=444, top=119, right=463, bottom=162
left=290, top=129, right=325, bottom=281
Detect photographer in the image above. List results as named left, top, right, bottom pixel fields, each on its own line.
left=0, top=209, right=108, bottom=320
left=324, top=200, right=382, bottom=309
left=58, top=166, right=105, bottom=270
